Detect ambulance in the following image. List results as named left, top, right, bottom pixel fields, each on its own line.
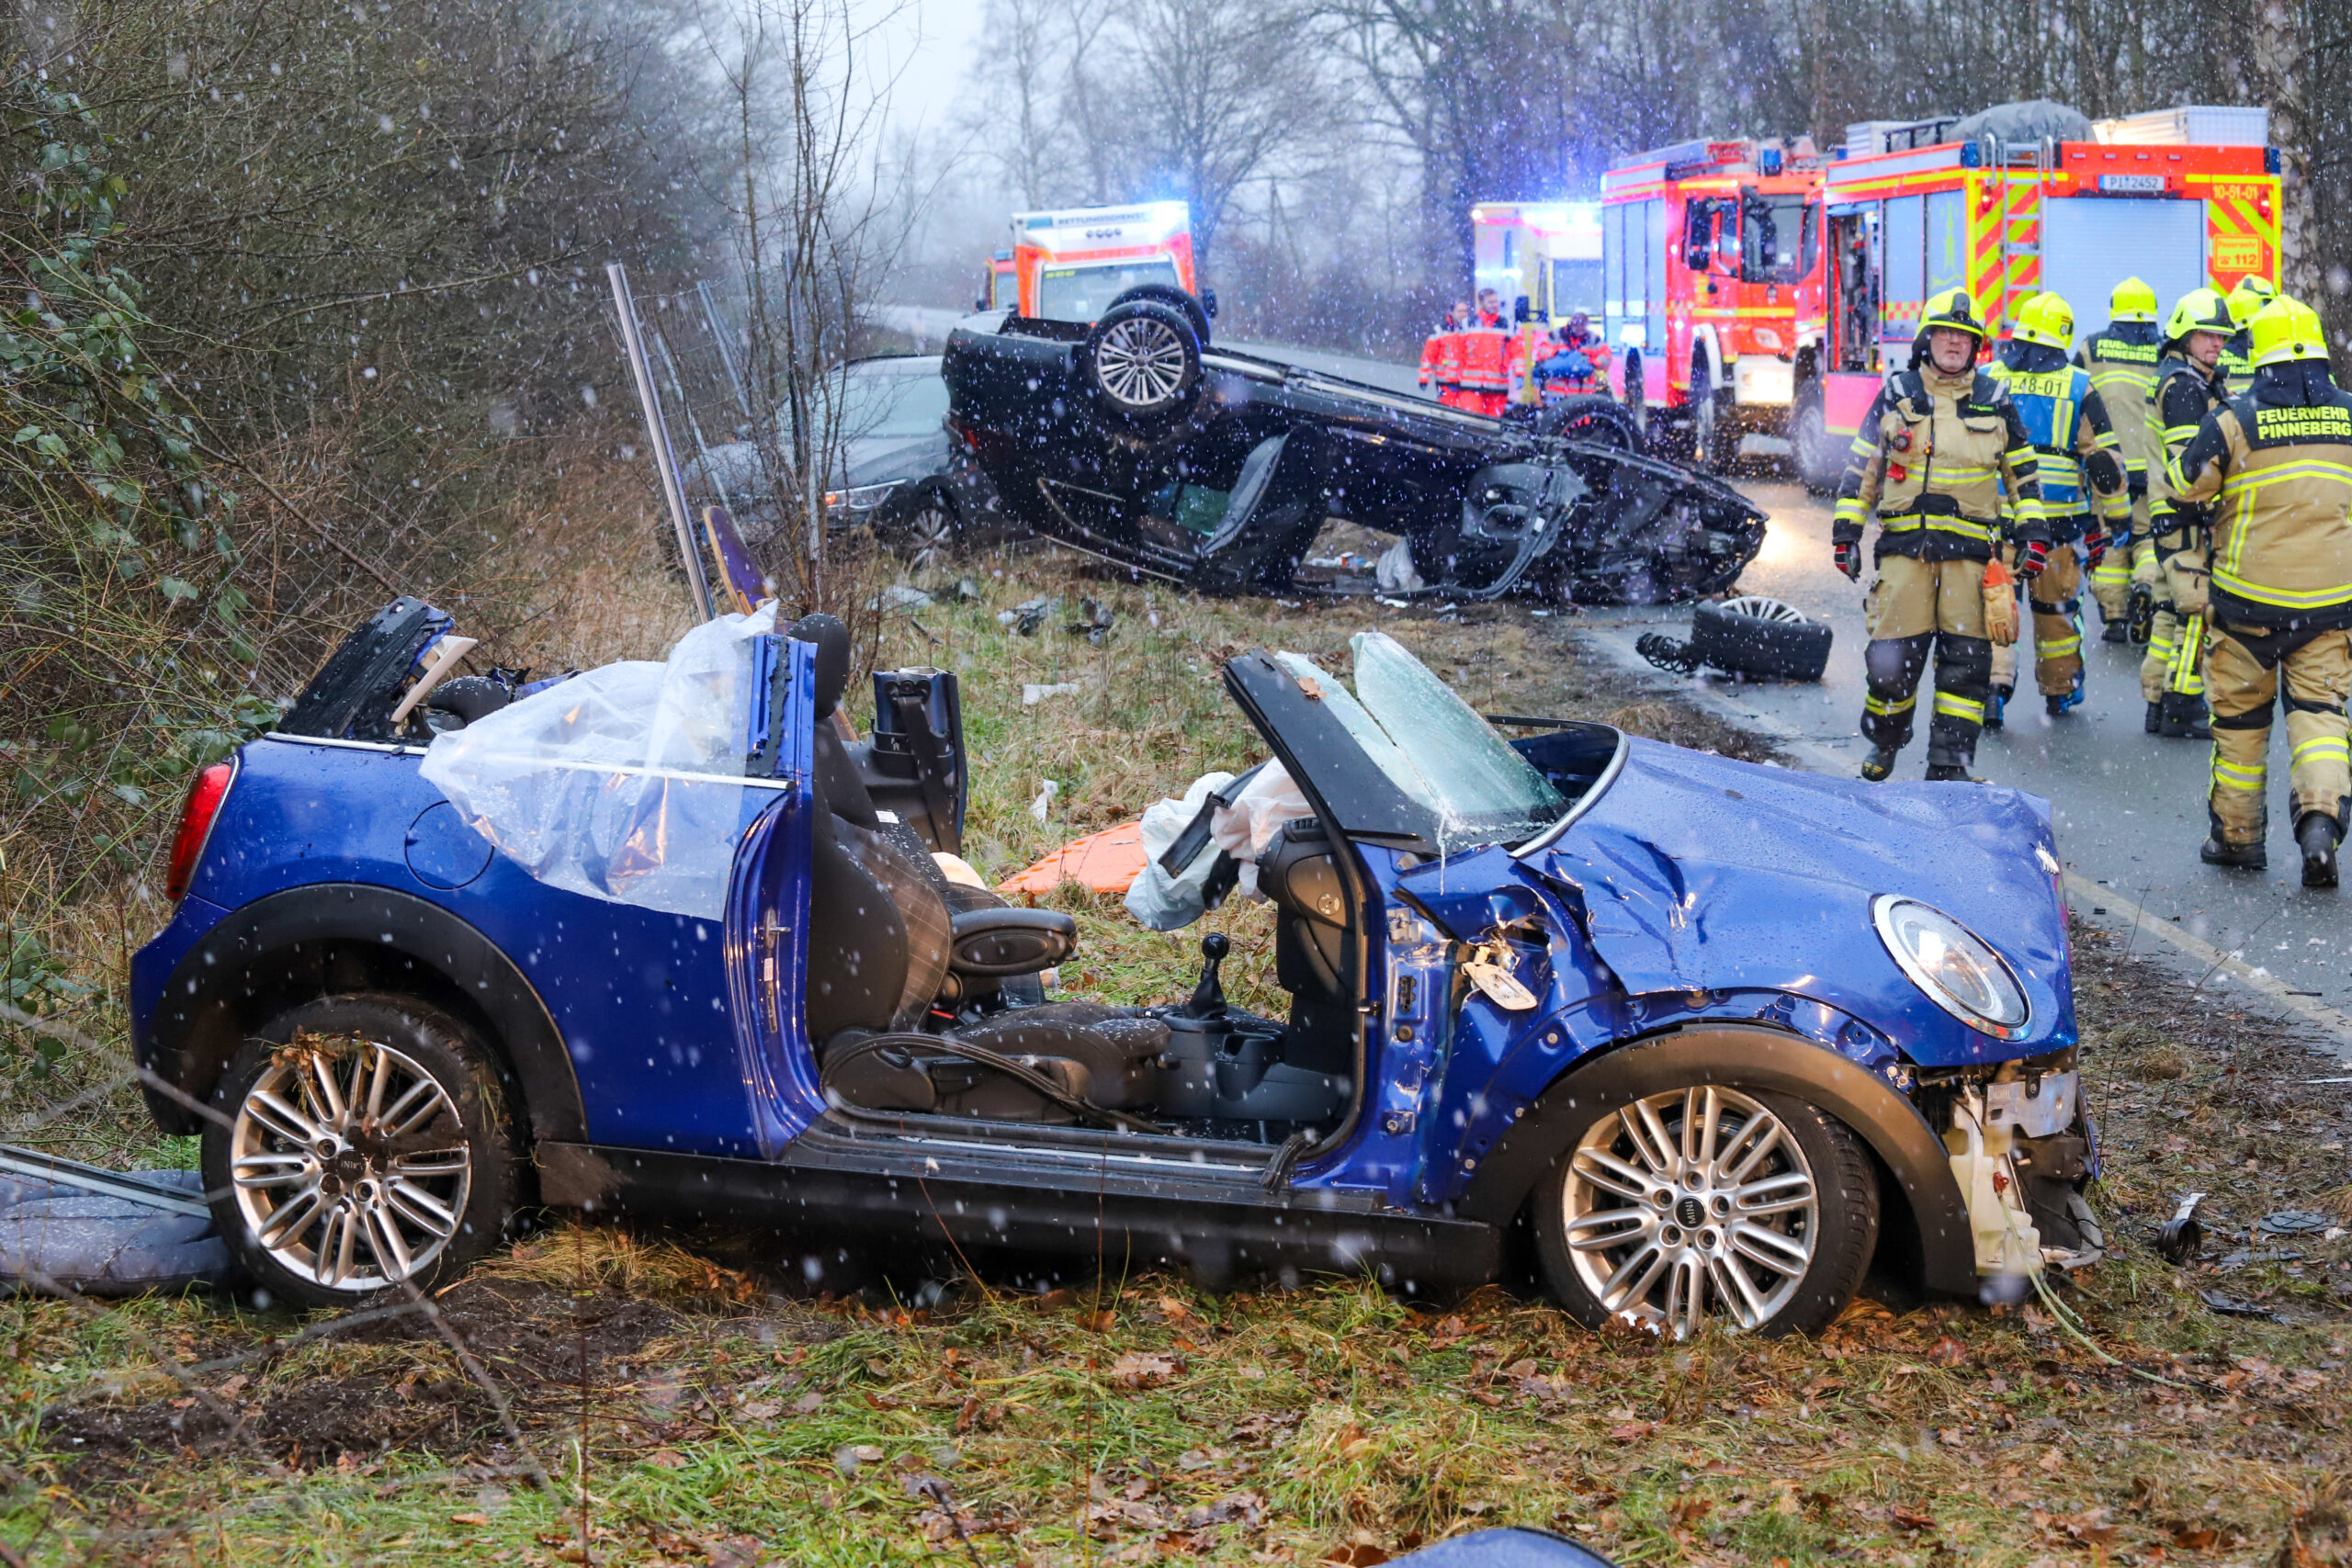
left=1802, top=108, right=2280, bottom=490
left=1468, top=202, right=1609, bottom=403
left=978, top=250, right=1017, bottom=311
left=1007, top=202, right=1198, bottom=324
left=1600, top=138, right=1831, bottom=468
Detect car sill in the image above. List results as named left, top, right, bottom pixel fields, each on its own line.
left=1510, top=728, right=1630, bottom=861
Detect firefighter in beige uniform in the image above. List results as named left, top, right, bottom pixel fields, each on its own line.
left=2168, top=297, right=2352, bottom=888
left=2139, top=288, right=2235, bottom=738
left=1833, top=288, right=2048, bottom=781
left=2075, top=278, right=2164, bottom=640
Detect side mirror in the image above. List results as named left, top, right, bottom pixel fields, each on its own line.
left=1201, top=288, right=1219, bottom=319
left=974, top=296, right=989, bottom=311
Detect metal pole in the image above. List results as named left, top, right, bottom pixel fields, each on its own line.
left=697, top=279, right=754, bottom=422
left=607, top=262, right=716, bottom=621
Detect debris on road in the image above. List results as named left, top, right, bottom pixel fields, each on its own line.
left=2156, top=1192, right=2207, bottom=1262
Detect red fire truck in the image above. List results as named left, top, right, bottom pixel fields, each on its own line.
left=1007, top=202, right=1197, bottom=323
left=1600, top=138, right=1830, bottom=468
left=1802, top=113, right=2280, bottom=489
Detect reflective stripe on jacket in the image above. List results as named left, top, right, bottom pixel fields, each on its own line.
left=1830, top=365, right=2047, bottom=562
left=2169, top=363, right=2352, bottom=629
left=2145, top=354, right=2229, bottom=539
left=2077, top=325, right=2162, bottom=497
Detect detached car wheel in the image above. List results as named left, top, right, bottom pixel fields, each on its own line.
left=1533, top=1084, right=1877, bottom=1337
left=1690, top=596, right=1834, bottom=682
left=201, top=994, right=517, bottom=1308
left=1084, top=299, right=1202, bottom=423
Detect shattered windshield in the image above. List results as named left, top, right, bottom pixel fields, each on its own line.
left=1270, top=633, right=1566, bottom=848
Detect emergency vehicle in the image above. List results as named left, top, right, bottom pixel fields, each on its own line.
left=1600, top=138, right=1830, bottom=468
left=1804, top=112, right=2281, bottom=490
left=1468, top=202, right=1610, bottom=407
left=1007, top=202, right=1197, bottom=324
left=978, top=250, right=1016, bottom=311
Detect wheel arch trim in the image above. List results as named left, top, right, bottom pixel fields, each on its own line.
left=1456, top=1023, right=1977, bottom=1296
left=141, top=883, right=585, bottom=1145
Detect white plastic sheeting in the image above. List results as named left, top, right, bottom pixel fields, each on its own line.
left=420, top=605, right=778, bottom=919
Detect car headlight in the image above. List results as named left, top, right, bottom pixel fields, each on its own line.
left=823, top=481, right=899, bottom=513
left=1871, top=895, right=2031, bottom=1040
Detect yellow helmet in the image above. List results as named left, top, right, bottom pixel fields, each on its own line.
left=2109, top=276, right=2158, bottom=323
left=2248, top=295, right=2329, bottom=368
left=2165, top=288, right=2234, bottom=343
left=1920, top=287, right=1987, bottom=344
left=2227, top=275, right=2277, bottom=323
left=2011, top=291, right=2075, bottom=351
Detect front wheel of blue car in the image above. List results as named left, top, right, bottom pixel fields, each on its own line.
left=200, top=994, right=519, bottom=1310
left=1532, top=1085, right=1877, bottom=1338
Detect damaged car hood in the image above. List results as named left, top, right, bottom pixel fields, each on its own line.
left=1534, top=739, right=2074, bottom=1066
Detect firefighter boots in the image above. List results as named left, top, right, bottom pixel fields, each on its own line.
left=2160, top=693, right=2211, bottom=739
left=2200, top=834, right=2267, bottom=871
left=2299, top=814, right=2341, bottom=890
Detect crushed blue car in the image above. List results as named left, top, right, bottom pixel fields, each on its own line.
left=131, top=595, right=2100, bottom=1333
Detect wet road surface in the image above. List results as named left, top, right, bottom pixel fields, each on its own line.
left=1576, top=479, right=2352, bottom=1049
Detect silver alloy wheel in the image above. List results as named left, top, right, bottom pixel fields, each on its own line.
left=1093, top=314, right=1191, bottom=410
left=228, top=1035, right=472, bottom=1292
left=1717, top=595, right=1810, bottom=625
left=900, top=499, right=956, bottom=572
left=1563, top=1086, right=1820, bottom=1337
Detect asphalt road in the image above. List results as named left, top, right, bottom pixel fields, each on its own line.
left=1574, top=479, right=2352, bottom=1047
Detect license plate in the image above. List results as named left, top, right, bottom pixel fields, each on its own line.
left=2098, top=174, right=2167, bottom=194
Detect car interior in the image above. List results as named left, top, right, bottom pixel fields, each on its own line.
left=784, top=614, right=1360, bottom=1147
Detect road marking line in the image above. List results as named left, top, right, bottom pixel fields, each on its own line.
left=1577, top=623, right=2352, bottom=1047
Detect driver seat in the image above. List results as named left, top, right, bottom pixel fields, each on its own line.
left=787, top=615, right=1170, bottom=1122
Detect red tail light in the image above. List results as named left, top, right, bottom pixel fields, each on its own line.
left=165, top=761, right=235, bottom=903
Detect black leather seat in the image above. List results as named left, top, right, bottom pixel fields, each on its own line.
left=787, top=615, right=1168, bottom=1122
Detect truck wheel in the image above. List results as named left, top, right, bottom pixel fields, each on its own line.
left=1622, top=353, right=1647, bottom=444
left=1690, top=360, right=1736, bottom=472
left=1790, top=383, right=1840, bottom=495
left=1083, top=299, right=1202, bottom=423
left=1689, top=596, right=1834, bottom=681
left=1532, top=1082, right=1878, bottom=1337
left=200, top=994, right=518, bottom=1309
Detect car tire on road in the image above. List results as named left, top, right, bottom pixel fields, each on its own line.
left=1532, top=1082, right=1878, bottom=1337
left=1689, top=595, right=1834, bottom=682
left=1083, top=299, right=1203, bottom=424
left=200, top=993, right=518, bottom=1310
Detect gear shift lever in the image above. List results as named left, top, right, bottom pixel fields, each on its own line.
left=1186, top=932, right=1229, bottom=1018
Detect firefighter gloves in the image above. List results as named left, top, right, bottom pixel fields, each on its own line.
left=2082, top=529, right=2107, bottom=570
left=2017, top=540, right=2050, bottom=579
left=1834, top=541, right=1862, bottom=581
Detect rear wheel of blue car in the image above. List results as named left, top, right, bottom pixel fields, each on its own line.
left=1532, top=1084, right=1877, bottom=1338
left=200, top=994, right=518, bottom=1309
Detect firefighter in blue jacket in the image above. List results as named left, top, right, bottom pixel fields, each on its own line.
left=1985, top=292, right=2131, bottom=720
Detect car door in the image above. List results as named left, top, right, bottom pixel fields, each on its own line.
left=723, top=630, right=830, bottom=1158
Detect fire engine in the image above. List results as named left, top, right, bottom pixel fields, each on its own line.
left=977, top=250, right=1016, bottom=311
left=1804, top=108, right=2280, bottom=490
left=1600, top=138, right=1830, bottom=468
left=1007, top=202, right=1198, bottom=324
left=1469, top=202, right=1607, bottom=392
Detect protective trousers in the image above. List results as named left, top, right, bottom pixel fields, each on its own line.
left=2090, top=493, right=2149, bottom=624
left=1989, top=539, right=2086, bottom=698
left=2139, top=530, right=2210, bottom=704
left=1861, top=557, right=1994, bottom=770
left=2205, top=624, right=2352, bottom=848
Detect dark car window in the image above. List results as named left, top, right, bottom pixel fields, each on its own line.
left=839, top=364, right=950, bottom=440
left=1742, top=195, right=1815, bottom=285
left=1036, top=259, right=1181, bottom=322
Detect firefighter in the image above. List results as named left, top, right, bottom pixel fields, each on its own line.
left=2167, top=296, right=2352, bottom=886
left=1833, top=288, right=2048, bottom=782
left=1987, top=291, right=2130, bottom=716
left=2216, top=275, right=2276, bottom=392
left=2076, top=277, right=2165, bottom=643
left=2140, top=288, right=2236, bottom=738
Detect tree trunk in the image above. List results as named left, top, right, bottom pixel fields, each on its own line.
left=2248, top=0, right=2319, bottom=299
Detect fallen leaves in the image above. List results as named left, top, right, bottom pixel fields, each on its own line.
left=1108, top=1352, right=1178, bottom=1389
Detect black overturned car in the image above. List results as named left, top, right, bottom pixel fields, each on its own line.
left=940, top=287, right=1769, bottom=604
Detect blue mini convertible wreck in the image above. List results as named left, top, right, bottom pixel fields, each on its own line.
left=132, top=597, right=2099, bottom=1335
